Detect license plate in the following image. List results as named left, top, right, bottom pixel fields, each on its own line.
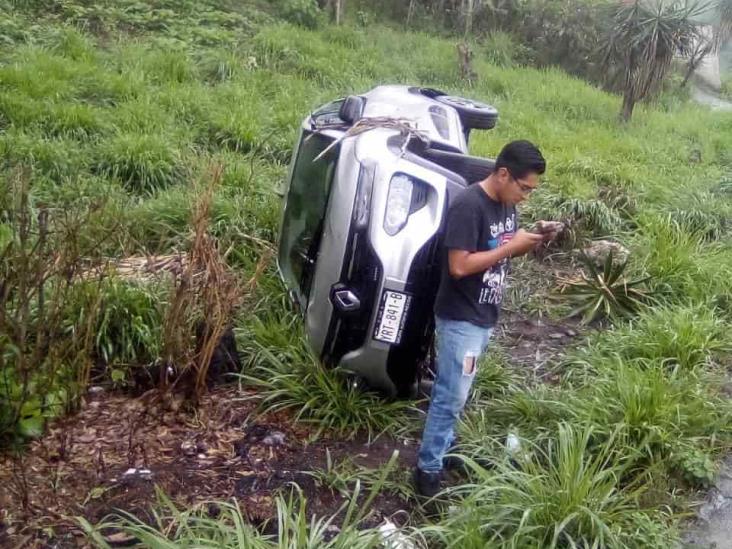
left=373, top=290, right=411, bottom=344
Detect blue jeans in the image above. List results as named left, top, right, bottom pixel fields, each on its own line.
left=417, top=316, right=493, bottom=472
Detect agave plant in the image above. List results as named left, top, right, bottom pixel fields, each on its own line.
left=561, top=251, right=652, bottom=323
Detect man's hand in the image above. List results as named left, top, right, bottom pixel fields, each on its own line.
left=533, top=220, right=565, bottom=243
left=506, top=229, right=544, bottom=257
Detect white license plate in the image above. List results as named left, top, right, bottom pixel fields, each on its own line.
left=373, top=290, right=411, bottom=344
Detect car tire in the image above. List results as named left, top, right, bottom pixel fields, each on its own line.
left=435, top=95, right=498, bottom=130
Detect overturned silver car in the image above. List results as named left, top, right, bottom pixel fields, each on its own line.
left=277, top=86, right=498, bottom=396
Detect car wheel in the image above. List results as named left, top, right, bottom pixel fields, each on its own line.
left=435, top=95, right=498, bottom=130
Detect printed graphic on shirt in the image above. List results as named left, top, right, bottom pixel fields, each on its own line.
left=478, top=214, right=515, bottom=305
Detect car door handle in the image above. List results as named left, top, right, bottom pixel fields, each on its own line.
left=333, top=289, right=360, bottom=312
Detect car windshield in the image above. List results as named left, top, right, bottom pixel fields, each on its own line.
left=278, top=131, right=337, bottom=310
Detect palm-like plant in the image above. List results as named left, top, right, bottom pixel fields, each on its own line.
left=603, top=0, right=704, bottom=121
left=560, top=251, right=653, bottom=324
left=681, top=0, right=732, bottom=87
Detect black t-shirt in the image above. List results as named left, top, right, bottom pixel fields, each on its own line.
left=434, top=184, right=517, bottom=328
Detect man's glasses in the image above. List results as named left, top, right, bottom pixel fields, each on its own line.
left=511, top=174, right=536, bottom=194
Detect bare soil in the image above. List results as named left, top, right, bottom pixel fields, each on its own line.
left=0, top=310, right=583, bottom=548
left=0, top=386, right=419, bottom=548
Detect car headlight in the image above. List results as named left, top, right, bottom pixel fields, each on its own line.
left=353, top=161, right=376, bottom=229
left=383, top=174, right=414, bottom=236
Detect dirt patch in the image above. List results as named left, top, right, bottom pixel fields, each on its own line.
left=496, top=310, right=585, bottom=382
left=0, top=308, right=586, bottom=548
left=0, top=386, right=418, bottom=548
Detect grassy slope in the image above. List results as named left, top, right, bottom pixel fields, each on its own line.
left=2, top=0, right=732, bottom=546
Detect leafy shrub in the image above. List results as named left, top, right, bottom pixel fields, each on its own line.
left=277, top=0, right=322, bottom=29
left=672, top=443, right=716, bottom=487
left=65, top=278, right=165, bottom=370
left=560, top=252, right=652, bottom=323
left=95, top=133, right=183, bottom=194
left=493, top=0, right=613, bottom=83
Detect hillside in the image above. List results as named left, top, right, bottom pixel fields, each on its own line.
left=1, top=1, right=732, bottom=547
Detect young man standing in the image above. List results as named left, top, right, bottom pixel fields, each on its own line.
left=414, top=140, right=547, bottom=497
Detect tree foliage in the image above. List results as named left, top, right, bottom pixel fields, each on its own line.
left=603, top=0, right=703, bottom=121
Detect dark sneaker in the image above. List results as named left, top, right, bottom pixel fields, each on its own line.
left=413, top=467, right=441, bottom=498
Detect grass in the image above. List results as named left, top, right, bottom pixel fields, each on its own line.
left=94, top=133, right=184, bottom=194
left=1, top=0, right=731, bottom=545
left=574, top=303, right=729, bottom=372
left=721, top=76, right=732, bottom=101
left=64, top=277, right=166, bottom=369
left=79, top=453, right=405, bottom=548
left=238, top=314, right=419, bottom=441
left=430, top=424, right=668, bottom=549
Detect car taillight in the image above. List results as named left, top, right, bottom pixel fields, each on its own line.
left=383, top=174, right=414, bottom=236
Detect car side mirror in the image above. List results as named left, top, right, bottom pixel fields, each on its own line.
left=339, top=95, right=365, bottom=124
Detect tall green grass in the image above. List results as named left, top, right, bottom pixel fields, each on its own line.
left=238, top=314, right=419, bottom=440
left=430, top=424, right=676, bottom=549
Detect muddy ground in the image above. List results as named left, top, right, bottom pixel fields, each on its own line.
left=0, top=312, right=582, bottom=548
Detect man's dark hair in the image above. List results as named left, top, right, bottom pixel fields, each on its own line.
left=495, top=140, right=546, bottom=179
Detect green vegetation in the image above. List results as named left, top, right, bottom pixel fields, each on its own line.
left=1, top=0, right=732, bottom=546
left=80, top=457, right=399, bottom=548
left=561, top=252, right=653, bottom=323
left=722, top=76, right=732, bottom=100
left=238, top=317, right=418, bottom=440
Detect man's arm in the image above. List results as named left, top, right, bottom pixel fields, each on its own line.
left=448, top=247, right=510, bottom=279
left=448, top=229, right=544, bottom=279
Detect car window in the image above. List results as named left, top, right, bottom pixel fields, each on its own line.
left=278, top=132, right=337, bottom=309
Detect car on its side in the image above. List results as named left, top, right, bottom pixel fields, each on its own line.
left=277, top=85, right=498, bottom=396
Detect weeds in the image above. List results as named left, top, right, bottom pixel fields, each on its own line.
left=0, top=169, right=107, bottom=445
left=80, top=453, right=405, bottom=548
left=577, top=304, right=729, bottom=371
left=159, top=165, right=246, bottom=405
left=239, top=317, right=418, bottom=440
left=307, top=449, right=414, bottom=501
left=431, top=424, right=658, bottom=548
left=559, top=251, right=652, bottom=323
left=64, top=277, right=165, bottom=370
left=95, top=133, right=183, bottom=194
